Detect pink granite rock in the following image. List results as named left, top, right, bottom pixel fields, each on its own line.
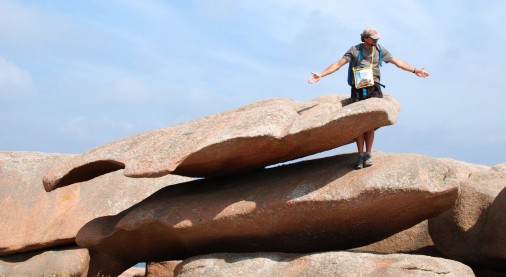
left=43, top=94, right=400, bottom=191
left=0, top=247, right=89, bottom=276
left=429, top=162, right=506, bottom=271
left=350, top=159, right=495, bottom=256
left=352, top=220, right=438, bottom=255
left=146, top=261, right=180, bottom=277
left=0, top=151, right=191, bottom=257
left=172, top=251, right=474, bottom=277
left=76, top=152, right=458, bottom=275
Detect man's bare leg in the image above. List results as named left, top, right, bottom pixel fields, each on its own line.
left=363, top=130, right=375, bottom=167
left=356, top=133, right=365, bottom=154
left=355, top=130, right=374, bottom=169
left=364, top=130, right=374, bottom=153
left=355, top=133, right=365, bottom=169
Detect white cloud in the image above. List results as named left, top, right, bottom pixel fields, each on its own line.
left=0, top=56, right=34, bottom=97
left=62, top=116, right=135, bottom=145
left=0, top=0, right=67, bottom=48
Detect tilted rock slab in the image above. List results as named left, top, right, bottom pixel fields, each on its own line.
left=170, top=252, right=474, bottom=277
left=43, top=94, right=400, bottom=191
left=0, top=247, right=89, bottom=277
left=76, top=152, right=458, bottom=276
left=352, top=220, right=438, bottom=256
left=429, top=162, right=506, bottom=271
left=351, top=159, right=492, bottom=257
left=0, top=152, right=191, bottom=257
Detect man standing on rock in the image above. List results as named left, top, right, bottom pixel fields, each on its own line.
left=308, top=27, right=429, bottom=169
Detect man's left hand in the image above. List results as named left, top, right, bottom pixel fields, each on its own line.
left=415, top=67, right=429, bottom=78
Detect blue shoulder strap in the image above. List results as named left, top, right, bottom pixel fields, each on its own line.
left=378, top=44, right=383, bottom=67
left=357, top=43, right=363, bottom=63
left=347, top=43, right=363, bottom=86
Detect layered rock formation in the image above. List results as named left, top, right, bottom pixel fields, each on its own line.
left=42, top=94, right=400, bottom=191
left=1, top=94, right=505, bottom=276
left=143, top=157, right=506, bottom=276
left=77, top=152, right=459, bottom=275
left=0, top=151, right=191, bottom=276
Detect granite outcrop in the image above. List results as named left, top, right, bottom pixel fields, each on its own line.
left=1, top=94, right=504, bottom=276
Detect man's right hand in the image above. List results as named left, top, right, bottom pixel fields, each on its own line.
left=307, top=72, right=321, bottom=84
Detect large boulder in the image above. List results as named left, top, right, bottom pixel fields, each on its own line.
left=76, top=152, right=458, bottom=276
left=43, top=94, right=400, bottom=191
left=0, top=247, right=89, bottom=276
left=170, top=251, right=474, bottom=277
left=0, top=151, right=191, bottom=256
left=429, top=162, right=506, bottom=270
left=351, top=159, right=492, bottom=257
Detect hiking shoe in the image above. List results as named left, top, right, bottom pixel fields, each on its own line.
left=363, top=155, right=373, bottom=167
left=355, top=156, right=364, bottom=169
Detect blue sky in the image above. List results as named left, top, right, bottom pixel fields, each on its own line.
left=1, top=0, right=505, bottom=166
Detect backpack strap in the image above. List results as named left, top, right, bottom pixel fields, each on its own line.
left=378, top=44, right=383, bottom=67
left=357, top=43, right=363, bottom=65
left=347, top=43, right=364, bottom=86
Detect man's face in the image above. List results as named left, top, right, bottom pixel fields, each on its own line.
left=365, top=36, right=378, bottom=46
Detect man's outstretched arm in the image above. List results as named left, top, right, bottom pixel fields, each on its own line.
left=390, top=57, right=429, bottom=78
left=308, top=58, right=349, bottom=84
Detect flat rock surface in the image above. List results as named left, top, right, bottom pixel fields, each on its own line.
left=0, top=151, right=191, bottom=256
left=43, top=94, right=400, bottom=191
left=75, top=152, right=458, bottom=275
left=171, top=251, right=475, bottom=277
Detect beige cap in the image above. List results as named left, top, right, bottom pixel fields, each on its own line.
left=362, top=27, right=381, bottom=39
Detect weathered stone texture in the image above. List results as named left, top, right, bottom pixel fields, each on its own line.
left=76, top=152, right=458, bottom=275
left=172, top=252, right=475, bottom=277
left=43, top=94, right=400, bottom=191
left=0, top=151, right=191, bottom=256
left=429, top=163, right=506, bottom=270
left=0, top=247, right=89, bottom=277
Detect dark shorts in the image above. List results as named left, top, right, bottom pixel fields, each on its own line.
left=350, top=83, right=383, bottom=103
